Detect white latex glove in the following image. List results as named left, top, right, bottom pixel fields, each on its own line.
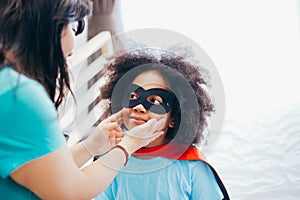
left=83, top=110, right=125, bottom=156
left=118, top=118, right=165, bottom=155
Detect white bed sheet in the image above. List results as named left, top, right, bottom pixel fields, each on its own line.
left=208, top=104, right=300, bottom=199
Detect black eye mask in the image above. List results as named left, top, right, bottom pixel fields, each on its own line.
left=122, top=84, right=177, bottom=114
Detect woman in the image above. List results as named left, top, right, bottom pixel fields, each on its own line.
left=0, top=0, right=163, bottom=199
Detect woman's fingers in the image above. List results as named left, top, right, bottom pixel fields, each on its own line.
left=101, top=122, right=121, bottom=132
left=108, top=130, right=125, bottom=147
left=146, top=131, right=165, bottom=142
left=107, top=110, right=123, bottom=123
left=128, top=118, right=165, bottom=138
left=109, top=135, right=116, bottom=147
left=148, top=118, right=166, bottom=134
left=116, top=117, right=123, bottom=126
left=115, top=130, right=125, bottom=138
left=115, top=138, right=122, bottom=144
left=108, top=130, right=125, bottom=138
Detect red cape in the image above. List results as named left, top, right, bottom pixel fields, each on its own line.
left=133, top=143, right=205, bottom=160
left=133, top=143, right=230, bottom=200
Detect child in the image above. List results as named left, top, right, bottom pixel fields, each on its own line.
left=95, top=46, right=230, bottom=199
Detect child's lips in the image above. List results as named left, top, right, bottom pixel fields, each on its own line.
left=130, top=116, right=147, bottom=125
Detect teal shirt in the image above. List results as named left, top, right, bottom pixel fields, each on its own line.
left=0, top=67, right=66, bottom=199
left=96, top=156, right=223, bottom=200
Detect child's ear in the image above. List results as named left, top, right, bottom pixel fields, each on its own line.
left=168, top=118, right=175, bottom=128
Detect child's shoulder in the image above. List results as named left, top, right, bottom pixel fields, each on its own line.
left=173, top=159, right=211, bottom=171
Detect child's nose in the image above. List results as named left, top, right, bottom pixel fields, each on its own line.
left=133, top=104, right=147, bottom=113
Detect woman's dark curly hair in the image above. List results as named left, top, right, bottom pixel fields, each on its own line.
left=99, top=46, right=214, bottom=146
left=0, top=0, right=92, bottom=109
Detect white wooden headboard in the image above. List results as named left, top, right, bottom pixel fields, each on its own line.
left=59, top=31, right=113, bottom=147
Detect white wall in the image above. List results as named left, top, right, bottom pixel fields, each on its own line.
left=120, top=1, right=300, bottom=199
left=121, top=0, right=300, bottom=121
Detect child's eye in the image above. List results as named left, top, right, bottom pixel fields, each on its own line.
left=148, top=95, right=163, bottom=105
left=129, top=92, right=139, bottom=100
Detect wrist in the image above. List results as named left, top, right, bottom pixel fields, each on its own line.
left=81, top=138, right=109, bottom=157
left=80, top=140, right=95, bottom=157
left=110, top=144, right=129, bottom=166
left=118, top=140, right=135, bottom=155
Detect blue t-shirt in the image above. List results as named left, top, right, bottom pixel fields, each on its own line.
left=0, top=67, right=66, bottom=199
left=96, top=156, right=223, bottom=200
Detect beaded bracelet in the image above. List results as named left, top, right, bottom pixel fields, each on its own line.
left=111, top=144, right=129, bottom=166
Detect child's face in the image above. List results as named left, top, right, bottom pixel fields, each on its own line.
left=122, top=70, right=175, bottom=147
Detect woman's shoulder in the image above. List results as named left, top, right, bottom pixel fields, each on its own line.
left=0, top=67, right=43, bottom=96
left=0, top=66, right=56, bottom=121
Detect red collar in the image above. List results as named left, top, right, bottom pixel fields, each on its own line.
left=132, top=143, right=206, bottom=161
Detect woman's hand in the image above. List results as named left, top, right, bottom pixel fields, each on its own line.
left=82, top=110, right=165, bottom=156
left=84, top=110, right=125, bottom=156
left=118, top=118, right=165, bottom=155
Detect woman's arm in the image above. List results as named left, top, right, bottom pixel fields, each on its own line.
left=70, top=111, right=125, bottom=168
left=69, top=141, right=94, bottom=168
left=10, top=118, right=164, bottom=200
left=11, top=145, right=124, bottom=200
